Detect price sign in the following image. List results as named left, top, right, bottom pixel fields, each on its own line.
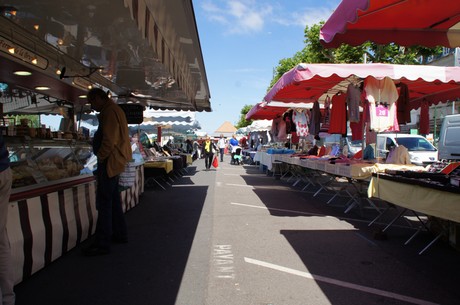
left=376, top=105, right=389, bottom=117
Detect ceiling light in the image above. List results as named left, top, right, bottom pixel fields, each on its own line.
left=13, top=71, right=32, bottom=76
left=35, top=86, right=50, bottom=91
left=7, top=47, right=14, bottom=54
left=31, top=58, right=38, bottom=65
left=33, top=24, right=39, bottom=31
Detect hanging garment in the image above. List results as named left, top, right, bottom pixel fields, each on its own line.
left=350, top=113, right=363, bottom=141
left=419, top=100, right=430, bottom=135
left=321, top=95, right=331, bottom=132
left=396, top=82, right=411, bottom=124
left=364, top=76, right=399, bottom=132
left=309, top=101, right=321, bottom=136
left=293, top=110, right=309, bottom=137
left=346, top=83, right=361, bottom=123
left=283, top=109, right=296, bottom=133
left=271, top=116, right=287, bottom=142
left=328, top=93, right=347, bottom=135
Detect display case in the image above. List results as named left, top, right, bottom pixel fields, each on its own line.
left=6, top=136, right=94, bottom=193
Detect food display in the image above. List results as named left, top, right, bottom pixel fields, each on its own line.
left=6, top=137, right=92, bottom=189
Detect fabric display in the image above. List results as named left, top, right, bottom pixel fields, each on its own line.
left=328, top=93, right=347, bottom=135
left=293, top=110, right=309, bottom=137
left=364, top=76, right=399, bottom=132
left=346, top=83, right=361, bottom=123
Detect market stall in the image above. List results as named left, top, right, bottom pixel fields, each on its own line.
left=320, top=0, right=460, bottom=48
left=317, top=0, right=460, bottom=252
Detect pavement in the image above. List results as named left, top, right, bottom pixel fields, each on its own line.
left=13, top=155, right=460, bottom=305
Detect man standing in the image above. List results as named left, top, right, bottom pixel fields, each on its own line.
left=83, top=88, right=132, bottom=256
left=0, top=133, right=14, bottom=304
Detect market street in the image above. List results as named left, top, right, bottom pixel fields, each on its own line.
left=14, top=157, right=460, bottom=305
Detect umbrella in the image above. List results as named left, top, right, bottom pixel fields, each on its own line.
left=264, top=63, right=460, bottom=110
left=320, top=0, right=460, bottom=48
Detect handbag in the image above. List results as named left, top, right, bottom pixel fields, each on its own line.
left=212, top=156, right=219, bottom=168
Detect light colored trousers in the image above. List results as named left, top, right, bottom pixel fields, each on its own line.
left=0, top=168, right=14, bottom=305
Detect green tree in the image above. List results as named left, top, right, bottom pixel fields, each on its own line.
left=235, top=104, right=253, bottom=127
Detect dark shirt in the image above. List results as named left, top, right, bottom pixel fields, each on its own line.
left=0, top=133, right=10, bottom=172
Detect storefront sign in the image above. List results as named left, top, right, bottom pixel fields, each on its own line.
left=0, top=35, right=48, bottom=70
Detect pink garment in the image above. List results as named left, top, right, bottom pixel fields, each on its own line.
left=364, top=76, right=399, bottom=132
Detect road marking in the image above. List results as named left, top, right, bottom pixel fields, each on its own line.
left=213, top=245, right=235, bottom=279
left=244, top=257, right=439, bottom=305
left=230, top=202, right=414, bottom=228
left=226, top=183, right=254, bottom=188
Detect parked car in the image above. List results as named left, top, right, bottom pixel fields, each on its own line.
left=438, top=114, right=460, bottom=161
left=376, top=133, right=438, bottom=166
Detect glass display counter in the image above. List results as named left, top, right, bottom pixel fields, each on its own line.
left=6, top=136, right=94, bottom=198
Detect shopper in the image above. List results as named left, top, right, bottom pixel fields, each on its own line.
left=82, top=88, right=132, bottom=256
left=201, top=136, right=217, bottom=171
left=217, top=134, right=226, bottom=162
left=0, top=133, right=14, bottom=305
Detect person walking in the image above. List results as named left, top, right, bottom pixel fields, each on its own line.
left=217, top=134, right=226, bottom=162
left=201, top=136, right=217, bottom=171
left=82, top=88, right=132, bottom=256
left=0, top=133, right=14, bottom=305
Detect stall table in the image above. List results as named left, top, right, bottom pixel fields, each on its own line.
left=368, top=173, right=460, bottom=254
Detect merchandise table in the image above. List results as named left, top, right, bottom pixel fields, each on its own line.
left=143, top=159, right=174, bottom=189
left=180, top=153, right=193, bottom=166
left=368, top=173, right=460, bottom=254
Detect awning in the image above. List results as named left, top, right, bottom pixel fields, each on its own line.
left=264, top=63, right=460, bottom=110
left=320, top=0, right=460, bottom=48
left=0, top=0, right=211, bottom=112
left=246, top=101, right=319, bottom=120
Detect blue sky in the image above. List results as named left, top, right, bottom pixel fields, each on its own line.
left=193, top=0, right=341, bottom=134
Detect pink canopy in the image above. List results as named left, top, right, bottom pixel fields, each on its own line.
left=264, top=63, right=460, bottom=110
left=320, top=0, right=460, bottom=48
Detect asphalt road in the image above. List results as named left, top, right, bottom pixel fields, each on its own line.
left=14, top=155, right=460, bottom=305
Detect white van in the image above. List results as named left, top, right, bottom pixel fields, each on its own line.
left=376, top=133, right=438, bottom=166
left=438, top=114, right=460, bottom=161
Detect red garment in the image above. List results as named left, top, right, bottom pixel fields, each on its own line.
left=397, top=83, right=411, bottom=124
left=350, top=113, right=363, bottom=141
left=291, top=132, right=299, bottom=144
left=328, top=93, right=347, bottom=134
left=419, top=100, right=430, bottom=135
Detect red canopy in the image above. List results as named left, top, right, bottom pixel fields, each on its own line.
left=246, top=102, right=289, bottom=120
left=245, top=101, right=318, bottom=120
left=320, top=0, right=460, bottom=48
left=264, top=63, right=460, bottom=110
